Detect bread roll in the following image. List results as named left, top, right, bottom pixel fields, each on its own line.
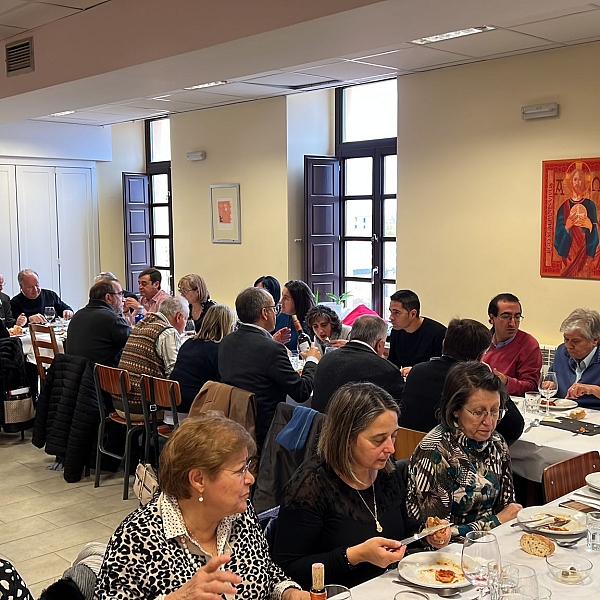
left=569, top=408, right=586, bottom=420
left=519, top=533, right=555, bottom=557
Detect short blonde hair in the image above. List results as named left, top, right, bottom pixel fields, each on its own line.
left=159, top=412, right=256, bottom=499
left=178, top=274, right=209, bottom=302
left=195, top=304, right=236, bottom=342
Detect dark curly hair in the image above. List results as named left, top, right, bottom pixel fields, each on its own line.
left=305, top=305, right=342, bottom=338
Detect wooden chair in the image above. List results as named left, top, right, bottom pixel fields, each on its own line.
left=29, top=323, right=61, bottom=385
left=394, top=427, right=426, bottom=460
left=93, top=364, right=145, bottom=500
left=542, top=450, right=600, bottom=502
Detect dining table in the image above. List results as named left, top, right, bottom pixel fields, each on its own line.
left=14, top=322, right=67, bottom=362
left=350, top=486, right=600, bottom=599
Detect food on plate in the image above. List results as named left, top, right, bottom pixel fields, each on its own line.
left=519, top=533, right=555, bottom=557
left=540, top=398, right=556, bottom=406
left=8, top=325, right=23, bottom=336
left=547, top=524, right=568, bottom=531
left=418, top=557, right=465, bottom=585
left=435, top=569, right=455, bottom=584
left=569, top=408, right=586, bottom=420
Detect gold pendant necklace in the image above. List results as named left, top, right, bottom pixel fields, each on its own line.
left=356, top=485, right=383, bottom=533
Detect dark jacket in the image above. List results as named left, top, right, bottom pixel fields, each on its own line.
left=218, top=324, right=317, bottom=450
left=32, top=354, right=100, bottom=482
left=311, top=341, right=405, bottom=413
left=66, top=299, right=131, bottom=367
left=400, top=356, right=525, bottom=441
left=0, top=292, right=16, bottom=328
left=11, top=289, right=72, bottom=320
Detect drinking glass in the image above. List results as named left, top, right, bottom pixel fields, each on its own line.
left=538, top=371, right=558, bottom=417
left=513, top=564, right=538, bottom=594
left=461, top=531, right=501, bottom=600
left=184, top=319, right=196, bottom=336
left=586, top=510, right=600, bottom=550
left=44, top=306, right=56, bottom=323
left=324, top=584, right=351, bottom=599
left=524, top=392, right=541, bottom=415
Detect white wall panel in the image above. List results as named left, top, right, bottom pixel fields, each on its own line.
left=0, top=165, right=19, bottom=297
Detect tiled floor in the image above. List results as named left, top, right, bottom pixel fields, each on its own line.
left=0, top=430, right=138, bottom=598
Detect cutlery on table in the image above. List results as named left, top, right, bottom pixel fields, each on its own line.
left=511, top=513, right=563, bottom=527
left=555, top=535, right=586, bottom=548
left=523, top=418, right=540, bottom=433
left=398, top=522, right=451, bottom=546
left=529, top=518, right=570, bottom=530
left=392, top=579, right=458, bottom=597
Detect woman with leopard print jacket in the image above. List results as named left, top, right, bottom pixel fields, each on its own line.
left=94, top=414, right=308, bottom=600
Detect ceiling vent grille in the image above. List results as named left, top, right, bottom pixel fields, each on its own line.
left=6, top=38, right=34, bottom=76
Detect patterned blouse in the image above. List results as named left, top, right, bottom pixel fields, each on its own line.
left=94, top=494, right=300, bottom=600
left=406, top=424, right=515, bottom=540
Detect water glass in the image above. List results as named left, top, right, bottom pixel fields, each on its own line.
left=44, top=306, right=56, bottom=323
left=524, top=392, right=541, bottom=414
left=488, top=562, right=519, bottom=600
left=586, top=510, right=600, bottom=550
left=184, top=319, right=196, bottom=335
left=324, top=584, right=351, bottom=599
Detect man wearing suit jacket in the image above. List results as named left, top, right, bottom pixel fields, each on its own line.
left=311, top=315, right=404, bottom=413
left=218, top=286, right=321, bottom=450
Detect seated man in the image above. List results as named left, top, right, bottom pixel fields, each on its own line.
left=388, top=289, right=446, bottom=376
left=123, top=267, right=170, bottom=316
left=551, top=308, right=600, bottom=408
left=0, top=272, right=26, bottom=328
left=67, top=278, right=131, bottom=367
left=483, top=293, right=542, bottom=396
left=311, top=315, right=404, bottom=413
left=10, top=269, right=73, bottom=324
left=117, top=295, right=188, bottom=419
left=401, top=318, right=524, bottom=441
left=218, top=286, right=321, bottom=450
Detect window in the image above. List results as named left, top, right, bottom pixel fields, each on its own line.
left=337, top=80, right=397, bottom=314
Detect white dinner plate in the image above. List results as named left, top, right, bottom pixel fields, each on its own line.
left=539, top=398, right=578, bottom=411
left=517, top=506, right=587, bottom=535
left=585, top=473, right=600, bottom=493
left=397, top=552, right=471, bottom=590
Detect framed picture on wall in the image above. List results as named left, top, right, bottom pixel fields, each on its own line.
left=541, top=158, right=600, bottom=279
left=209, top=183, right=241, bottom=243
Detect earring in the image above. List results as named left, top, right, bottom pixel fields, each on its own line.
left=198, top=494, right=204, bottom=503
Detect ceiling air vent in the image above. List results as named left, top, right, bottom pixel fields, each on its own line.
left=6, top=38, right=34, bottom=76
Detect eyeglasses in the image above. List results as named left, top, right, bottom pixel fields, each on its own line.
left=223, top=458, right=252, bottom=478
left=497, top=313, right=523, bottom=322
left=265, top=304, right=281, bottom=315
left=108, top=291, right=125, bottom=297
left=178, top=287, right=196, bottom=295
left=464, top=407, right=507, bottom=421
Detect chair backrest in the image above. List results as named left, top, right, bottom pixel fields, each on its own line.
left=93, top=364, right=132, bottom=422
left=542, top=450, right=600, bottom=502
left=394, top=427, right=426, bottom=460
left=29, top=323, right=60, bottom=384
left=140, top=375, right=182, bottom=426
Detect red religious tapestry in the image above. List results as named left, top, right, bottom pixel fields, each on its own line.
left=541, top=158, right=600, bottom=279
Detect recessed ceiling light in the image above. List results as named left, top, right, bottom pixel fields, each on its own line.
left=48, top=110, right=75, bottom=117
left=183, top=80, right=229, bottom=91
left=151, top=95, right=171, bottom=101
left=411, top=26, right=495, bottom=45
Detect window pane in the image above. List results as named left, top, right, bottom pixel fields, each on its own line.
left=343, top=79, right=397, bottom=142
left=152, top=174, right=169, bottom=203
left=153, top=238, right=171, bottom=268
left=344, top=281, right=373, bottom=310
left=384, top=155, right=397, bottom=195
left=384, top=283, right=396, bottom=305
left=345, top=200, right=372, bottom=237
left=384, top=198, right=397, bottom=237
left=157, top=269, right=172, bottom=294
left=345, top=157, right=372, bottom=196
left=150, top=118, right=171, bottom=162
left=383, top=241, right=396, bottom=280
left=345, top=241, right=372, bottom=278
left=153, top=206, right=170, bottom=236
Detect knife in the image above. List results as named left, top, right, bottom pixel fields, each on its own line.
left=398, top=522, right=450, bottom=546
left=571, top=493, right=600, bottom=508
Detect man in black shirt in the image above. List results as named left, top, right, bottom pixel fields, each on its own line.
left=388, top=289, right=446, bottom=376
left=10, top=269, right=73, bottom=324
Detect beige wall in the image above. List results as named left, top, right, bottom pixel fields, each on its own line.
left=397, top=41, right=600, bottom=346
left=96, top=121, right=145, bottom=283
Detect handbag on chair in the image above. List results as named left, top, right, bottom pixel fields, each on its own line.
left=132, top=461, right=159, bottom=505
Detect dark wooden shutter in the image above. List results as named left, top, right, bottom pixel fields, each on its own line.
left=304, top=156, right=340, bottom=299
left=123, top=172, right=150, bottom=292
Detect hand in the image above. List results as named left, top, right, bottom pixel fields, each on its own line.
left=496, top=502, right=523, bottom=524
left=166, top=554, right=241, bottom=600
left=329, top=339, right=348, bottom=348
left=124, top=297, right=141, bottom=312
left=62, top=310, right=74, bottom=320
left=400, top=366, right=412, bottom=377
left=567, top=383, right=600, bottom=399
left=492, top=368, right=508, bottom=386
left=28, top=313, right=47, bottom=324
left=16, top=314, right=27, bottom=327
left=580, top=216, right=593, bottom=231
left=425, top=517, right=451, bottom=548
left=565, top=214, right=575, bottom=231
left=273, top=327, right=291, bottom=345
left=282, top=589, right=310, bottom=600
left=302, top=343, right=322, bottom=361
left=347, top=537, right=406, bottom=569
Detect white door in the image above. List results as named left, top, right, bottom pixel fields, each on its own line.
left=55, top=167, right=97, bottom=311
left=0, top=165, right=19, bottom=298
left=15, top=166, right=60, bottom=293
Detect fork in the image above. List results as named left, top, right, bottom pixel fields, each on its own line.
left=510, top=514, right=558, bottom=527
left=529, top=518, right=570, bottom=530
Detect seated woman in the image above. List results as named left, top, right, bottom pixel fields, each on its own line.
left=306, top=305, right=351, bottom=355
left=274, top=382, right=449, bottom=589
left=407, top=361, right=522, bottom=540
left=95, top=413, right=308, bottom=600
left=178, top=274, right=216, bottom=332
left=169, top=304, right=236, bottom=418
left=277, top=280, right=315, bottom=352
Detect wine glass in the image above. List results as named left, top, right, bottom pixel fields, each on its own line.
left=44, top=306, right=56, bottom=323
left=461, top=531, right=501, bottom=600
left=539, top=371, right=558, bottom=417
left=184, top=319, right=196, bottom=336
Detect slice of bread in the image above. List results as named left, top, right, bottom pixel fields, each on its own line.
left=519, top=533, right=555, bottom=557
left=569, top=407, right=586, bottom=420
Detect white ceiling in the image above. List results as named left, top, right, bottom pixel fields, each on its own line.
left=1, top=0, right=600, bottom=126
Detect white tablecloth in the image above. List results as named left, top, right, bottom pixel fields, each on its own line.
left=351, top=491, right=600, bottom=599
left=510, top=405, right=600, bottom=482
left=17, top=330, right=65, bottom=361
